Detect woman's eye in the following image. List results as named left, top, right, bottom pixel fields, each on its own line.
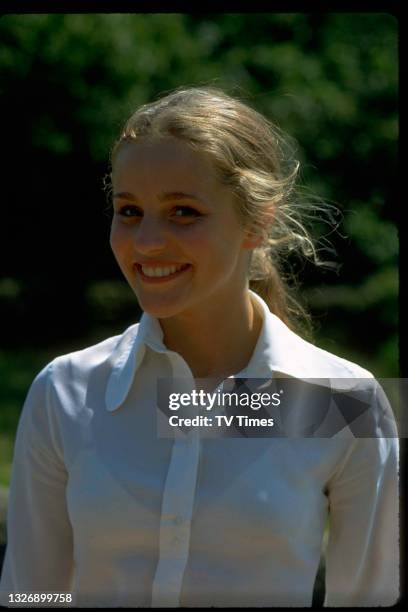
left=115, top=204, right=203, bottom=221
left=118, top=205, right=142, bottom=217
left=172, top=206, right=202, bottom=219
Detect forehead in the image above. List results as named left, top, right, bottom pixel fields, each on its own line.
left=112, top=137, right=219, bottom=193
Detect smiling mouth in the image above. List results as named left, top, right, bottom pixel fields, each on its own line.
left=135, top=263, right=192, bottom=283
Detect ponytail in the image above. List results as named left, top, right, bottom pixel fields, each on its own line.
left=249, top=251, right=313, bottom=340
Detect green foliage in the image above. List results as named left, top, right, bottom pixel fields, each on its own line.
left=344, top=204, right=398, bottom=266
left=0, top=13, right=398, bottom=375
left=85, top=280, right=141, bottom=326
left=0, top=435, right=13, bottom=489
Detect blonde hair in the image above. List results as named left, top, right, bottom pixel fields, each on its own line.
left=109, top=87, right=337, bottom=339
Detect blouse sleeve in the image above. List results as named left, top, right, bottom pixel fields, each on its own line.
left=323, top=382, right=400, bottom=607
left=0, top=361, right=74, bottom=607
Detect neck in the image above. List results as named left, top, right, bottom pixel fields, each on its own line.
left=159, top=290, right=263, bottom=379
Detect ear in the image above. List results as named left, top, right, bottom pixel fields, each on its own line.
left=242, top=230, right=264, bottom=250
left=242, top=206, right=274, bottom=250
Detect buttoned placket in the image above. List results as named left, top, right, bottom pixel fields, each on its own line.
left=151, top=352, right=201, bottom=607
left=149, top=332, right=270, bottom=606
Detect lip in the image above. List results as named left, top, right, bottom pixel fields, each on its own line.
left=134, top=263, right=192, bottom=284
left=136, top=261, right=188, bottom=266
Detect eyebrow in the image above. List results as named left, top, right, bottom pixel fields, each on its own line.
left=113, top=191, right=205, bottom=204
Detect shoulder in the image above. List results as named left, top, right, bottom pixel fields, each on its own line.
left=269, top=312, right=374, bottom=380
left=301, top=337, right=373, bottom=379
left=50, top=323, right=140, bottom=378
left=25, top=323, right=141, bottom=407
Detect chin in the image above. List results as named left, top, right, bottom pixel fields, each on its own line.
left=136, top=297, right=187, bottom=320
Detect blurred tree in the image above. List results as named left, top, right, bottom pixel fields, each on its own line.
left=0, top=13, right=398, bottom=373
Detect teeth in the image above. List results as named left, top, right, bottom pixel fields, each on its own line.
left=141, top=264, right=186, bottom=278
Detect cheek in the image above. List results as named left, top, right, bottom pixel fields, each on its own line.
left=174, top=224, right=212, bottom=249
left=174, top=221, right=241, bottom=254
left=109, top=221, right=130, bottom=258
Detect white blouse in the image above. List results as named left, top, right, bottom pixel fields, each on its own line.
left=0, top=291, right=399, bottom=607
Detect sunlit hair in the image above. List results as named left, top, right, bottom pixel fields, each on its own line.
left=108, top=86, right=339, bottom=339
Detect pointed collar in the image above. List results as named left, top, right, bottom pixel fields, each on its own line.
left=105, top=290, right=369, bottom=411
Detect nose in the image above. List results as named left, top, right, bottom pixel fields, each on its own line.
left=133, top=215, right=167, bottom=255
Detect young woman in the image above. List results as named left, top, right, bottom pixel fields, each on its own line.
left=0, top=87, right=399, bottom=607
